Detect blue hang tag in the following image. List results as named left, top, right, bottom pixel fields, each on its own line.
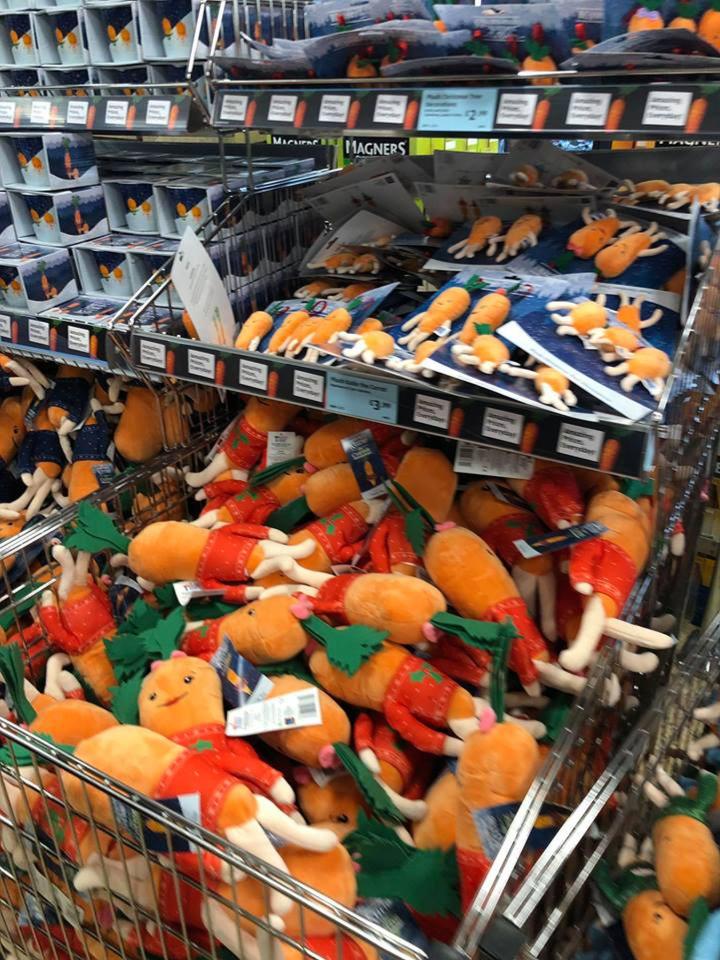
left=341, top=428, right=389, bottom=501
left=210, top=634, right=273, bottom=708
left=143, top=793, right=201, bottom=853
left=513, top=521, right=608, bottom=559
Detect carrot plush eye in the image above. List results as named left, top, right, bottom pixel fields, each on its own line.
left=183, top=674, right=194, bottom=684
left=148, top=691, right=157, bottom=701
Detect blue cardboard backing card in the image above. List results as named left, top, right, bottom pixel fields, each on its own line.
left=341, top=427, right=389, bottom=499
left=211, top=634, right=273, bottom=707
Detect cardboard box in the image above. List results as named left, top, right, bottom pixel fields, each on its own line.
left=0, top=67, right=42, bottom=94
left=137, top=0, right=206, bottom=61
left=41, top=293, right=175, bottom=332
left=40, top=67, right=94, bottom=96
left=0, top=241, right=76, bottom=311
left=103, top=177, right=160, bottom=233
left=83, top=3, right=142, bottom=66
left=155, top=174, right=265, bottom=239
left=8, top=184, right=108, bottom=245
left=74, top=232, right=179, bottom=301
left=94, top=63, right=148, bottom=94
left=0, top=133, right=98, bottom=190
left=0, top=192, right=16, bottom=244
left=0, top=13, right=37, bottom=66
left=33, top=9, right=89, bottom=66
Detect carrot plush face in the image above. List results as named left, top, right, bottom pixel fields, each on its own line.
left=139, top=654, right=223, bottom=739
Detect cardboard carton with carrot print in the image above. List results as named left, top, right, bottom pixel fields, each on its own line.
left=0, top=242, right=75, bottom=310
left=0, top=134, right=97, bottom=190
left=7, top=184, right=108, bottom=246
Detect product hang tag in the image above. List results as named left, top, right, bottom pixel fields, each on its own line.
left=142, top=794, right=201, bottom=853
left=171, top=227, right=235, bottom=346
left=173, top=580, right=228, bottom=607
left=341, top=428, right=389, bottom=500
left=513, top=521, right=608, bottom=560
left=484, top=481, right=531, bottom=510
left=266, top=431, right=302, bottom=467
left=453, top=443, right=534, bottom=480
left=210, top=634, right=273, bottom=708
left=226, top=688, right=322, bottom=737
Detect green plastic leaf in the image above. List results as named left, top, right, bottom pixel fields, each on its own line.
left=109, top=673, right=144, bottom=724
left=333, top=743, right=403, bottom=823
left=64, top=502, right=130, bottom=555
left=345, top=812, right=461, bottom=917
left=0, top=643, right=36, bottom=725
left=0, top=733, right=75, bottom=769
left=250, top=456, right=306, bottom=488
left=260, top=657, right=315, bottom=685
left=302, top=615, right=387, bottom=675
left=267, top=496, right=312, bottom=533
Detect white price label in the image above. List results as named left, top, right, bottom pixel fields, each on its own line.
left=173, top=580, right=227, bottom=606
left=139, top=339, right=166, bottom=369
left=556, top=423, right=604, bottom=463
left=30, top=100, right=51, bottom=125
left=642, top=90, right=692, bottom=127
left=293, top=369, right=324, bottom=403
left=319, top=94, right=351, bottom=124
left=565, top=91, right=611, bottom=128
left=0, top=102, right=15, bottom=124
left=326, top=370, right=397, bottom=423
left=373, top=94, right=408, bottom=125
left=187, top=348, right=216, bottom=380
left=226, top=689, right=321, bottom=737
left=453, top=443, right=533, bottom=479
left=67, top=325, right=90, bottom=353
left=0, top=315, right=10, bottom=339
left=267, top=431, right=302, bottom=466
left=268, top=94, right=298, bottom=123
left=239, top=357, right=268, bottom=391
left=413, top=393, right=450, bottom=430
left=29, top=864, right=80, bottom=930
left=145, top=99, right=171, bottom=126
left=105, top=100, right=129, bottom=127
left=481, top=408, right=524, bottom=446
left=220, top=94, right=248, bottom=122
left=28, top=319, right=49, bottom=346
left=66, top=99, right=88, bottom=125
left=496, top=93, right=538, bottom=127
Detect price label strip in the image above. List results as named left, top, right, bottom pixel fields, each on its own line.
left=419, top=89, right=497, bottom=132
left=226, top=688, right=322, bottom=737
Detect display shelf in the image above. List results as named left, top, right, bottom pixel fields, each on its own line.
left=0, top=93, right=200, bottom=135
left=129, top=329, right=651, bottom=478
left=212, top=78, right=720, bottom=139
left=0, top=310, right=129, bottom=373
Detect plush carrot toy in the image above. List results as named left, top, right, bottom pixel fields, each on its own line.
left=114, top=385, right=165, bottom=462
left=460, top=482, right=557, bottom=641
left=67, top=404, right=114, bottom=502
left=185, top=398, right=300, bottom=488
left=424, top=526, right=549, bottom=692
left=194, top=459, right=306, bottom=528
left=508, top=461, right=585, bottom=530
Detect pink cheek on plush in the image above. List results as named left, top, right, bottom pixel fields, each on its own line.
left=304, top=463, right=318, bottom=474
left=318, top=744, right=338, bottom=769
left=478, top=706, right=496, bottom=733
left=421, top=622, right=440, bottom=643
left=434, top=521, right=456, bottom=532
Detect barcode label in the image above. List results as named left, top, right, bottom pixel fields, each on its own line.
left=453, top=442, right=533, bottom=479
left=226, top=688, right=321, bottom=736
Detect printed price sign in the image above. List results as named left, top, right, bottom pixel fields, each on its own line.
left=67, top=326, right=90, bottom=353
left=268, top=95, right=298, bottom=123
left=30, top=100, right=51, bottom=125
left=0, top=102, right=15, bottom=124
left=413, top=394, right=450, bottom=430
left=0, top=315, right=11, bottom=339
left=220, top=94, right=248, bottom=123
left=372, top=94, right=408, bottom=126
left=28, top=319, right=49, bottom=345
left=495, top=93, right=538, bottom=127
left=319, top=94, right=351, bottom=124
left=556, top=423, right=604, bottom=463
left=565, top=92, right=611, bottom=128
left=419, top=89, right=497, bottom=132
left=105, top=100, right=129, bottom=127
left=293, top=369, right=324, bottom=403
left=239, top=358, right=268, bottom=391
left=642, top=90, right=693, bottom=127
left=66, top=100, right=88, bottom=125
left=481, top=408, right=524, bottom=446
left=139, top=339, right=166, bottom=369
left=326, top=371, right=398, bottom=424
left=146, top=100, right=171, bottom=126
left=187, top=349, right=216, bottom=380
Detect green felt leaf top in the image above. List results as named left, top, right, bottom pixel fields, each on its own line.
left=386, top=480, right=435, bottom=556
left=0, top=643, right=36, bottom=725
left=250, top=456, right=306, bottom=488
left=260, top=656, right=315, bottom=685
left=404, top=508, right=427, bottom=556
left=266, top=495, right=312, bottom=533
left=301, top=614, right=387, bottom=676
left=594, top=860, right=657, bottom=914
left=0, top=733, right=75, bottom=770
left=622, top=478, right=654, bottom=500
left=64, top=502, right=130, bottom=556
left=0, top=581, right=42, bottom=632
left=106, top=606, right=186, bottom=688
left=109, top=673, right=144, bottom=725
left=344, top=812, right=461, bottom=917
left=683, top=898, right=710, bottom=960
left=333, top=743, right=403, bottom=823
left=655, top=771, right=718, bottom=825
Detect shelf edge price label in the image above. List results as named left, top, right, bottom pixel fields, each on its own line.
left=66, top=100, right=89, bottom=125
left=556, top=423, right=604, bottom=463
left=0, top=101, right=15, bottom=125
left=238, top=357, right=268, bottom=392
left=28, top=319, right=49, bottom=346
left=565, top=91, right=611, bottom=128
left=642, top=89, right=693, bottom=127
left=495, top=92, right=539, bottom=127
left=219, top=94, right=248, bottom=123
left=481, top=408, right=524, bottom=446
left=267, top=94, right=298, bottom=123
left=67, top=325, right=90, bottom=354
left=293, top=369, right=324, bottom=403
left=318, top=94, right=351, bottom=125
left=0, top=315, right=10, bottom=339
left=413, top=394, right=450, bottom=430
left=418, top=88, right=497, bottom=133
left=139, top=339, right=166, bottom=369
left=105, top=100, right=129, bottom=127
left=372, top=94, right=408, bottom=127
left=145, top=99, right=171, bottom=127
left=326, top=370, right=398, bottom=424
left=187, top=348, right=216, bottom=380
left=30, top=99, right=51, bottom=126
